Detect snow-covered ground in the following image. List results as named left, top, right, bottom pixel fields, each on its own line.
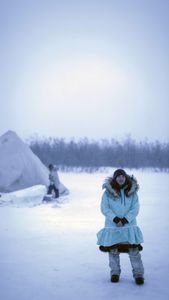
left=0, top=169, right=169, bottom=300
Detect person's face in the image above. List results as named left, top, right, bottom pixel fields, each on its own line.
left=116, top=174, right=126, bottom=186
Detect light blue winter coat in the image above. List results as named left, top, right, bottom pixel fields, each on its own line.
left=97, top=175, right=144, bottom=246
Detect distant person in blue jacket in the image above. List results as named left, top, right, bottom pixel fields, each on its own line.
left=97, top=169, right=144, bottom=285
left=47, top=164, right=60, bottom=198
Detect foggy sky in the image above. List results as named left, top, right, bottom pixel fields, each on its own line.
left=1, top=0, right=169, bottom=142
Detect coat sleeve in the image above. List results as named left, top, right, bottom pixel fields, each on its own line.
left=101, top=191, right=116, bottom=221
left=124, top=193, right=140, bottom=223
left=53, top=171, right=60, bottom=188
left=49, top=173, right=54, bottom=184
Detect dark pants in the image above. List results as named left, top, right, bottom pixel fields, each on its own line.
left=47, top=184, right=59, bottom=198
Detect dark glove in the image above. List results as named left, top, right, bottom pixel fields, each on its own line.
left=121, top=217, right=128, bottom=225
left=113, top=216, right=121, bottom=224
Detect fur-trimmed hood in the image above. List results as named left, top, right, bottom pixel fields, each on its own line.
left=102, top=174, right=139, bottom=197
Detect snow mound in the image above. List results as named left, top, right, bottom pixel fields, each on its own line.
left=0, top=185, right=69, bottom=207
left=0, top=185, right=46, bottom=207
left=0, top=130, right=68, bottom=195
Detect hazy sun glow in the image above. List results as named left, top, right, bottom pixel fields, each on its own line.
left=20, top=56, right=134, bottom=105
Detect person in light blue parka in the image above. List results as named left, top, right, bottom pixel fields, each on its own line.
left=97, top=169, right=145, bottom=285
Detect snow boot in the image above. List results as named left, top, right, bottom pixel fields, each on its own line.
left=135, top=277, right=144, bottom=285
left=111, top=275, right=119, bottom=283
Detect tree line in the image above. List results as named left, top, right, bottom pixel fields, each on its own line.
left=29, top=136, right=169, bottom=170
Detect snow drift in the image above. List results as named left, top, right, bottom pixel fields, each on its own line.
left=0, top=130, right=68, bottom=195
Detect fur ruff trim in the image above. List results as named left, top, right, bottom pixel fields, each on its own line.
left=102, top=175, right=139, bottom=197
